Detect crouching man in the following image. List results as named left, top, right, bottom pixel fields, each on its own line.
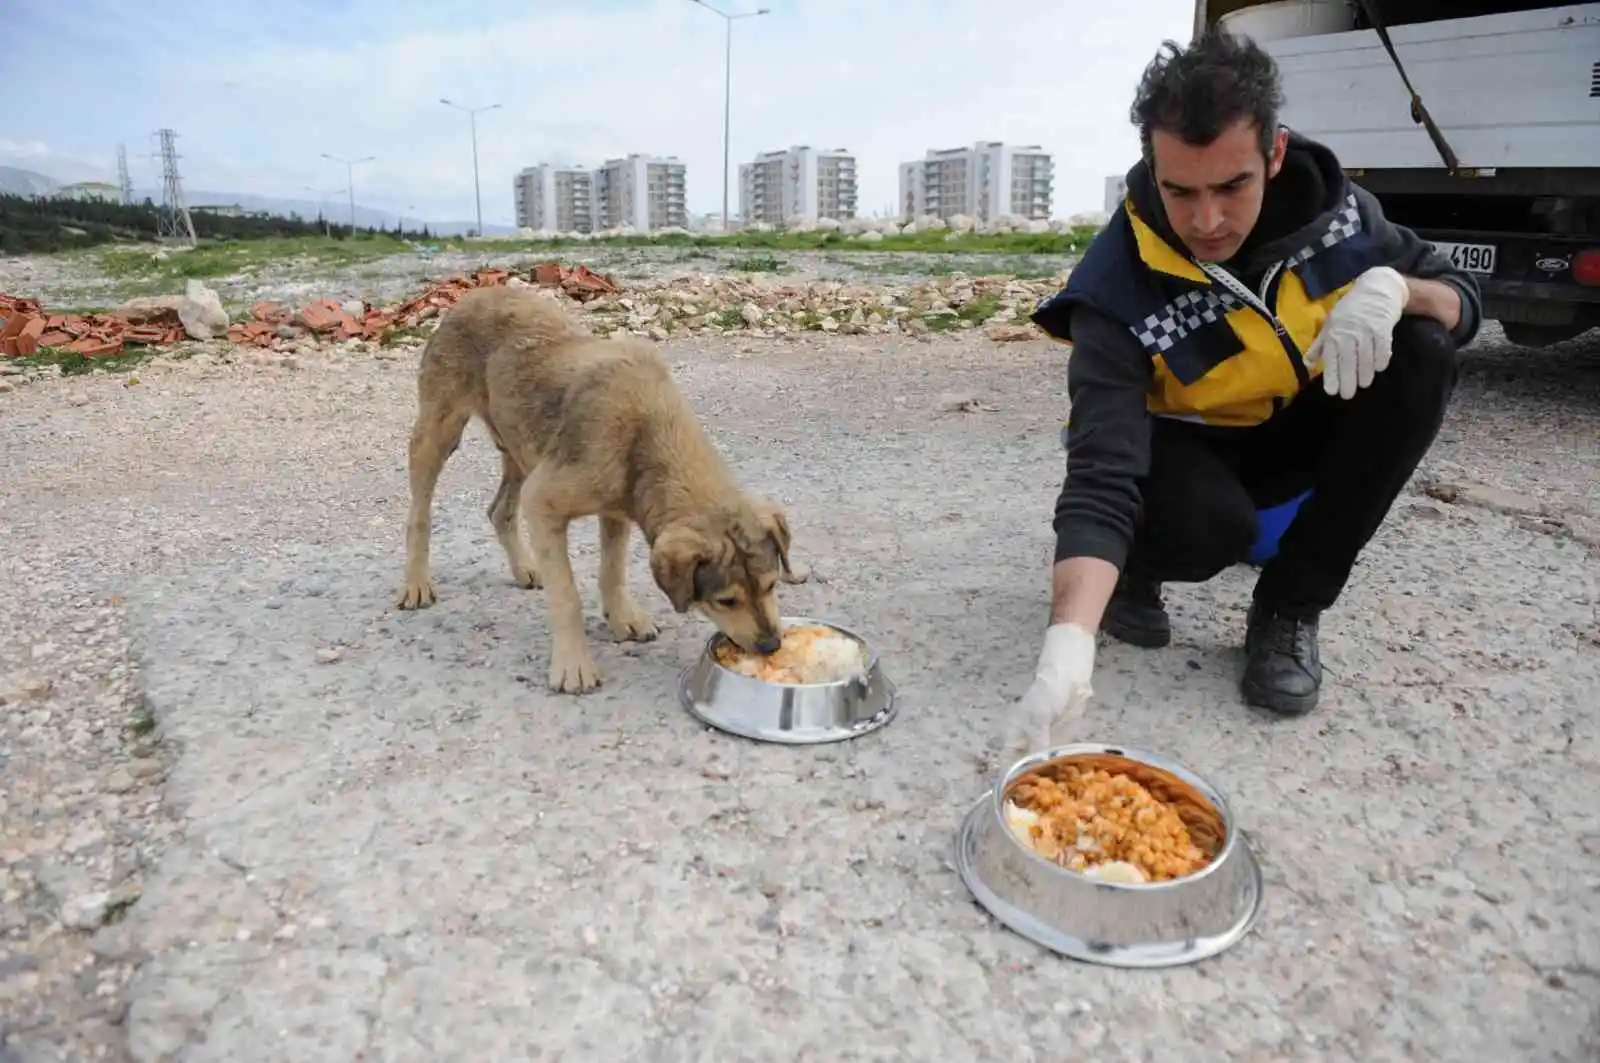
left=1011, top=27, right=1481, bottom=746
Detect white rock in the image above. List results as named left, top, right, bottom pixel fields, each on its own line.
left=858, top=230, right=883, bottom=243
left=179, top=280, right=231, bottom=341
left=61, top=891, right=111, bottom=931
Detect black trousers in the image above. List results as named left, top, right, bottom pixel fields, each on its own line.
left=1123, top=316, right=1462, bottom=618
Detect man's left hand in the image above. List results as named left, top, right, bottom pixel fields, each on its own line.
left=1307, top=266, right=1410, bottom=400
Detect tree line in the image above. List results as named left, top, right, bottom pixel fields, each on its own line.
left=0, top=193, right=433, bottom=254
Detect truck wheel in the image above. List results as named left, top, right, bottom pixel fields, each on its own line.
left=1501, top=321, right=1591, bottom=348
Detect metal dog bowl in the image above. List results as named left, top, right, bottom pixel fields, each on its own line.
left=676, top=616, right=898, bottom=744
left=954, top=743, right=1264, bottom=968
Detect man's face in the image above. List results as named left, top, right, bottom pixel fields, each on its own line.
left=1150, top=119, right=1288, bottom=262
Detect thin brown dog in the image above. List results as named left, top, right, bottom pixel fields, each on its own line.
left=394, top=284, right=806, bottom=694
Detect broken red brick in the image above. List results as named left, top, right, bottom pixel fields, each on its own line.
left=14, top=315, right=47, bottom=356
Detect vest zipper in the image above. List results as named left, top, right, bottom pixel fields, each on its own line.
left=1199, top=260, right=1311, bottom=389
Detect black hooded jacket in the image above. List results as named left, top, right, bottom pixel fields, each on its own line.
left=1038, top=131, right=1482, bottom=570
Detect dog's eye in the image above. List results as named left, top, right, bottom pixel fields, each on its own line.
left=714, top=596, right=740, bottom=609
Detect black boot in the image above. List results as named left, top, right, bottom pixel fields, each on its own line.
left=1241, top=603, right=1322, bottom=716
left=1103, top=573, right=1171, bottom=649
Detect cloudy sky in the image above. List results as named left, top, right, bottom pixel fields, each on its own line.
left=7, top=0, right=1197, bottom=225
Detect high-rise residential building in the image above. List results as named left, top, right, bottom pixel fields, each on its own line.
left=897, top=142, right=1055, bottom=223
left=593, top=154, right=688, bottom=232
left=738, top=145, right=858, bottom=227
left=513, top=164, right=595, bottom=233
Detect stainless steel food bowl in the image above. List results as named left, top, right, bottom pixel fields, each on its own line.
left=954, top=743, right=1264, bottom=968
left=675, top=616, right=898, bottom=744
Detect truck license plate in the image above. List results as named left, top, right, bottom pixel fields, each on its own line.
left=1430, top=241, right=1497, bottom=276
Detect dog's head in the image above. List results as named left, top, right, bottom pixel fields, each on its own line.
left=649, top=499, right=794, bottom=654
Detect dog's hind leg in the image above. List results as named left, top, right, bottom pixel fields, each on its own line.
left=487, top=448, right=541, bottom=590
left=598, top=516, right=659, bottom=642
left=521, top=467, right=602, bottom=694
left=396, top=403, right=470, bottom=610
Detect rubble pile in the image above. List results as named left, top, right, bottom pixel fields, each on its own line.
left=225, top=264, right=623, bottom=349
left=1, top=260, right=1061, bottom=365
left=0, top=294, right=189, bottom=358
left=579, top=271, right=1060, bottom=342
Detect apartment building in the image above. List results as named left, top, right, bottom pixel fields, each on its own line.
left=592, top=154, right=688, bottom=232
left=513, top=164, right=596, bottom=233
left=738, top=145, right=858, bottom=227
left=898, top=142, right=1054, bottom=223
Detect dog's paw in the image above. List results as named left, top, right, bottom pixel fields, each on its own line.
left=548, top=645, right=602, bottom=694
left=605, top=600, right=660, bottom=642
left=510, top=562, right=543, bottom=590
left=395, top=580, right=437, bottom=610
left=780, top=560, right=812, bottom=585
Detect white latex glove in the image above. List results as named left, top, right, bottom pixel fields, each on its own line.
left=1306, top=265, right=1410, bottom=400
left=1001, top=623, right=1097, bottom=762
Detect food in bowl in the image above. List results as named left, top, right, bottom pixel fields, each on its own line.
left=1002, top=761, right=1214, bottom=883
left=713, top=623, right=868, bottom=685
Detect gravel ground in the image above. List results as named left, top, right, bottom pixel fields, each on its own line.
left=0, top=312, right=1597, bottom=1062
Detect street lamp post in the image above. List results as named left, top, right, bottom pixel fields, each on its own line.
left=440, top=98, right=501, bottom=238
left=320, top=153, right=374, bottom=230
left=686, top=0, right=769, bottom=234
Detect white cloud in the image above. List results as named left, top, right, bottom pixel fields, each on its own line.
left=5, top=0, right=1197, bottom=225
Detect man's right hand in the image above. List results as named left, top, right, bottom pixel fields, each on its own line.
left=1001, top=622, right=1097, bottom=761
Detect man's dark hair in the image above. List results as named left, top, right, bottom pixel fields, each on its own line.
left=1130, top=26, right=1286, bottom=162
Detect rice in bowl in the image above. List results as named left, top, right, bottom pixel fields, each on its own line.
left=713, top=623, right=869, bottom=685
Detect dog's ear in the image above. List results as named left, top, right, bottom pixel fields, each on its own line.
left=650, top=523, right=713, bottom=614
left=752, top=499, right=793, bottom=576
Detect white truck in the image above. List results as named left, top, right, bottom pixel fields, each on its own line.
left=1193, top=1, right=1600, bottom=346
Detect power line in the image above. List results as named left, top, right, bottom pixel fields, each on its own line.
left=116, top=144, right=133, bottom=205
left=153, top=128, right=196, bottom=247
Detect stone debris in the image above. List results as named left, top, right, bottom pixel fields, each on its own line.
left=0, top=281, right=233, bottom=357
left=1, top=262, right=1059, bottom=369
left=577, top=271, right=1059, bottom=342
left=223, top=263, right=622, bottom=349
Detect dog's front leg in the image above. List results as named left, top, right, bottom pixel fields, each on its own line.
left=599, top=516, right=659, bottom=642
left=523, top=492, right=601, bottom=694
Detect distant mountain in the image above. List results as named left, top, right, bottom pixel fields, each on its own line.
left=132, top=187, right=515, bottom=236
left=0, top=166, right=60, bottom=197
left=1, top=166, right=512, bottom=236
left=121, top=187, right=515, bottom=237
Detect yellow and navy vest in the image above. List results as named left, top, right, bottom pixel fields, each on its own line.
left=1034, top=189, right=1390, bottom=428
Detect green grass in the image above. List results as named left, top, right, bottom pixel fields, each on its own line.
left=91, top=234, right=411, bottom=286
left=12, top=343, right=196, bottom=377
left=845, top=254, right=1067, bottom=280
left=957, top=293, right=1005, bottom=323
left=127, top=705, right=157, bottom=737
left=380, top=325, right=432, bottom=347
left=727, top=252, right=788, bottom=274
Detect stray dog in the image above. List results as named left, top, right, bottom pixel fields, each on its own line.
left=393, top=284, right=806, bottom=694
